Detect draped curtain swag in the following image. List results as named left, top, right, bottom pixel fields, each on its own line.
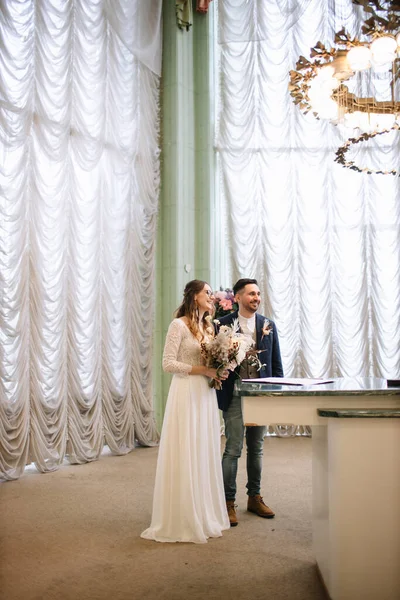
left=176, top=0, right=193, bottom=30
left=0, top=0, right=162, bottom=480
left=215, top=0, right=400, bottom=380
left=176, top=0, right=214, bottom=30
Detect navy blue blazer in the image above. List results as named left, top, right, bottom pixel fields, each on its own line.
left=215, top=310, right=284, bottom=412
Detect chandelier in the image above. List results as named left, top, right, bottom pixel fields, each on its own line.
left=289, top=0, right=400, bottom=175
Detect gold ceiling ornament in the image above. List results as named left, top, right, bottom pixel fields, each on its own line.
left=289, top=0, right=400, bottom=176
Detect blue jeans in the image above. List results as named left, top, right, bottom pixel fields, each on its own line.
left=222, top=393, right=265, bottom=500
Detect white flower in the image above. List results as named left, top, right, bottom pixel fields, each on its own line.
left=235, top=339, right=252, bottom=364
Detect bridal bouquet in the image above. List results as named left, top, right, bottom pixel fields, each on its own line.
left=200, top=317, right=254, bottom=389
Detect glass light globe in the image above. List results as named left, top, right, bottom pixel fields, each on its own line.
left=317, top=99, right=338, bottom=120
left=375, top=113, right=396, bottom=130
left=370, top=35, right=397, bottom=66
left=344, top=111, right=365, bottom=130
left=308, top=80, right=323, bottom=105
left=344, top=111, right=360, bottom=128
left=346, top=46, right=371, bottom=71
left=318, top=65, right=335, bottom=81
left=368, top=113, right=379, bottom=130
left=344, top=111, right=373, bottom=132
left=321, top=78, right=340, bottom=94
left=308, top=73, right=339, bottom=112
left=358, top=113, right=374, bottom=133
left=331, top=51, right=353, bottom=80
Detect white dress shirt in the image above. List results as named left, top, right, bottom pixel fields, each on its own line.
left=238, top=313, right=256, bottom=338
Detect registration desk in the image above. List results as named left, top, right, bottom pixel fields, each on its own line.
left=238, top=378, right=400, bottom=600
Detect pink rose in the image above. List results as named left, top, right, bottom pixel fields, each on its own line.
left=220, top=299, right=233, bottom=310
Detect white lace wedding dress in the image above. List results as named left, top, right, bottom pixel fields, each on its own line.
left=141, top=318, right=230, bottom=543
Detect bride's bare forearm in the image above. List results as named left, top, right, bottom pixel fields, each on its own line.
left=191, top=365, right=229, bottom=381
left=190, top=365, right=209, bottom=376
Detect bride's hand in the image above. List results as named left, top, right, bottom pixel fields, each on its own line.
left=205, top=367, right=229, bottom=384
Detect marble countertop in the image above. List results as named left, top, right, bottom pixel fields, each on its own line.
left=237, top=377, right=400, bottom=397
left=317, top=408, right=400, bottom=418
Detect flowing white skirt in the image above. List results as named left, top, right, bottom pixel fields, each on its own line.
left=141, top=374, right=230, bottom=544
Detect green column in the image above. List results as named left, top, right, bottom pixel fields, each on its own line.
left=153, top=3, right=216, bottom=430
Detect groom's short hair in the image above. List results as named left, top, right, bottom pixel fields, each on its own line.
left=233, top=278, right=258, bottom=296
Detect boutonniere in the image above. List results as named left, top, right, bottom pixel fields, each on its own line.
left=261, top=318, right=273, bottom=340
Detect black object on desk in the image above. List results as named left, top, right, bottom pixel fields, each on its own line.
left=387, top=379, right=400, bottom=387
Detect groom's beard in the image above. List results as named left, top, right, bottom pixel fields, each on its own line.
left=246, top=301, right=260, bottom=313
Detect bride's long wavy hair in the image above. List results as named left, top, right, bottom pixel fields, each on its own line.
left=175, top=279, right=213, bottom=341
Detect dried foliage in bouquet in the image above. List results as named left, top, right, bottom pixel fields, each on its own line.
left=201, top=317, right=256, bottom=389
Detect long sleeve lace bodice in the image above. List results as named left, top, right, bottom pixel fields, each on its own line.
left=162, top=319, right=206, bottom=376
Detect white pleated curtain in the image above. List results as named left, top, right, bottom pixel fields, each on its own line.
left=0, top=0, right=162, bottom=480
left=215, top=0, right=400, bottom=380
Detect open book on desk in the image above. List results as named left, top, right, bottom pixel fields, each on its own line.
left=241, top=377, right=334, bottom=386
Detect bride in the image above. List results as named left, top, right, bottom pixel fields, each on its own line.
left=141, top=280, right=230, bottom=543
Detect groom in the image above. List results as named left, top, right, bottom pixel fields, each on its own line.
left=216, top=278, right=284, bottom=527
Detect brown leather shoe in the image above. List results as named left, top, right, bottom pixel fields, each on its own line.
left=247, top=495, right=275, bottom=518
left=226, top=500, right=238, bottom=527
